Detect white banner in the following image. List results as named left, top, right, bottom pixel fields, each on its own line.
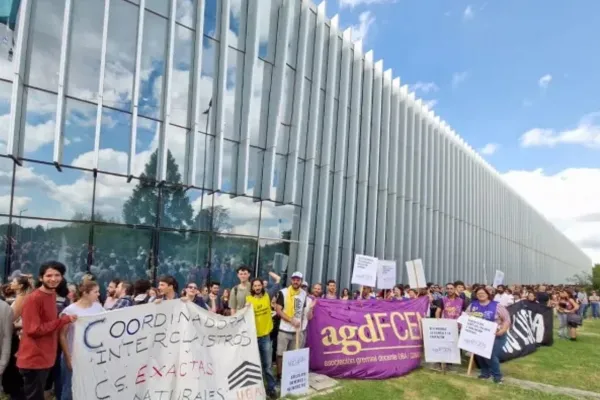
left=422, top=319, right=461, bottom=364
left=71, top=301, right=266, bottom=400
left=457, top=316, right=498, bottom=359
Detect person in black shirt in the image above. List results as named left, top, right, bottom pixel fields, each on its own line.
left=536, top=285, right=550, bottom=305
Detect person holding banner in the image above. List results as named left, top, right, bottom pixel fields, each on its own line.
left=58, top=281, right=105, bottom=400
left=245, top=273, right=282, bottom=399
left=17, top=262, right=77, bottom=400
left=465, top=287, right=511, bottom=384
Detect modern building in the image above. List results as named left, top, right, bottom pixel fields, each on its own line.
left=0, top=0, right=591, bottom=291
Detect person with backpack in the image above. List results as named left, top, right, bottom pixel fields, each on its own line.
left=228, top=266, right=252, bottom=315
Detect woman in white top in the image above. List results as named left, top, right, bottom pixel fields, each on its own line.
left=59, top=281, right=105, bottom=400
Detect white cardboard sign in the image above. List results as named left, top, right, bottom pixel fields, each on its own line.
left=492, top=270, right=505, bottom=288
left=422, top=318, right=462, bottom=364
left=351, top=254, right=378, bottom=287
left=377, top=260, right=397, bottom=289
left=457, top=316, right=498, bottom=359
left=281, top=348, right=310, bottom=397
left=405, top=258, right=427, bottom=288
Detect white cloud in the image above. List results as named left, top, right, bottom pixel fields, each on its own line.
left=409, top=81, right=439, bottom=94
left=423, top=99, right=438, bottom=109
left=463, top=5, right=474, bottom=20
left=349, top=11, right=376, bottom=42
left=520, top=112, right=600, bottom=148
left=502, top=168, right=600, bottom=263
left=480, top=143, right=499, bottom=155
left=538, top=74, right=552, bottom=89
left=452, top=71, right=469, bottom=88
left=339, top=0, right=398, bottom=8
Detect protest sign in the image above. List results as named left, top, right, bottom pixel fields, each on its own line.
left=281, top=348, right=310, bottom=397
left=457, top=316, right=498, bottom=359
left=71, top=300, right=265, bottom=400
left=421, top=319, right=461, bottom=364
left=492, top=270, right=505, bottom=288
left=307, top=297, right=429, bottom=379
left=405, top=259, right=426, bottom=288
left=377, top=260, right=397, bottom=289
left=351, top=254, right=378, bottom=287
left=500, top=301, right=554, bottom=362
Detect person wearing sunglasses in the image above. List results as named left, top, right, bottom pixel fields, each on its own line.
left=184, top=283, right=208, bottom=310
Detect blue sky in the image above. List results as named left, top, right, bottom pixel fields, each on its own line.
left=331, top=0, right=600, bottom=262
left=333, top=0, right=600, bottom=173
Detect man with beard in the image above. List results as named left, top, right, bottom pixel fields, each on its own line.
left=17, top=261, right=76, bottom=400
left=493, top=285, right=514, bottom=307
left=245, top=273, right=281, bottom=399
left=103, top=279, right=120, bottom=309
left=275, top=272, right=314, bottom=382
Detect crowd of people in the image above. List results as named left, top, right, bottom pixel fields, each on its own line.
left=0, top=260, right=597, bottom=400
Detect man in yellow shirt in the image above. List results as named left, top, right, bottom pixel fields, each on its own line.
left=246, top=273, right=281, bottom=399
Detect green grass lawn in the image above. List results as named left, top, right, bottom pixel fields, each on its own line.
left=309, top=317, right=600, bottom=400
left=502, top=317, right=600, bottom=392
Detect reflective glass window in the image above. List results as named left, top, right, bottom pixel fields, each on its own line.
left=92, top=224, right=153, bottom=282
left=98, top=108, right=132, bottom=175
left=258, top=239, right=291, bottom=280
left=66, top=0, right=103, bottom=102
left=138, top=10, right=167, bottom=120
left=0, top=157, right=15, bottom=214
left=13, top=162, right=93, bottom=221
left=158, top=230, right=211, bottom=290
left=212, top=193, right=260, bottom=237
left=62, top=99, right=96, bottom=169
left=212, top=234, right=258, bottom=286
left=10, top=218, right=91, bottom=282
left=21, top=88, right=57, bottom=163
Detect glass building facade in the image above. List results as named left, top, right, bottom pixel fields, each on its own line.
left=0, top=0, right=591, bottom=291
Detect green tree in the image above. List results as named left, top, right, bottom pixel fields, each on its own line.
left=122, top=150, right=194, bottom=228
left=593, top=264, right=600, bottom=290
left=194, top=205, right=233, bottom=233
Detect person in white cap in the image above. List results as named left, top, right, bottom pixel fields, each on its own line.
left=274, top=271, right=314, bottom=382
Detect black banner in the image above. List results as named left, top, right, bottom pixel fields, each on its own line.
left=500, top=301, right=554, bottom=362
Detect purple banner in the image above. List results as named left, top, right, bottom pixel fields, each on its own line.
left=307, top=297, right=429, bottom=379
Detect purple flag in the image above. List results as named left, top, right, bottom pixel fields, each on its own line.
left=307, top=297, right=429, bottom=379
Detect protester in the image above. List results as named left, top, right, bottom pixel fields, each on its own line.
left=557, top=289, right=580, bottom=341
left=17, top=262, right=76, bottom=400
left=245, top=273, right=281, bottom=399
left=153, top=275, right=179, bottom=301
left=229, top=266, right=251, bottom=314
left=466, top=286, right=511, bottom=384
left=103, top=279, right=120, bottom=310
left=207, top=282, right=222, bottom=314
left=493, top=285, right=514, bottom=307
left=0, top=297, right=13, bottom=381
left=590, top=291, right=600, bottom=319
left=59, top=281, right=105, bottom=400
left=340, top=288, right=350, bottom=300
left=435, top=282, right=465, bottom=319
left=310, top=283, right=323, bottom=300
left=577, top=289, right=589, bottom=318
left=109, top=281, right=134, bottom=309
left=275, top=272, right=314, bottom=381
left=184, top=282, right=208, bottom=309
left=324, top=280, right=337, bottom=299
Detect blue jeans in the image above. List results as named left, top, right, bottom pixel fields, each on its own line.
left=257, top=335, right=276, bottom=394
left=579, top=304, right=589, bottom=318
left=476, top=334, right=507, bottom=382
left=592, top=303, right=600, bottom=319
left=60, top=354, right=72, bottom=400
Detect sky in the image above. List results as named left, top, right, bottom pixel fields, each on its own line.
left=331, top=0, right=600, bottom=264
